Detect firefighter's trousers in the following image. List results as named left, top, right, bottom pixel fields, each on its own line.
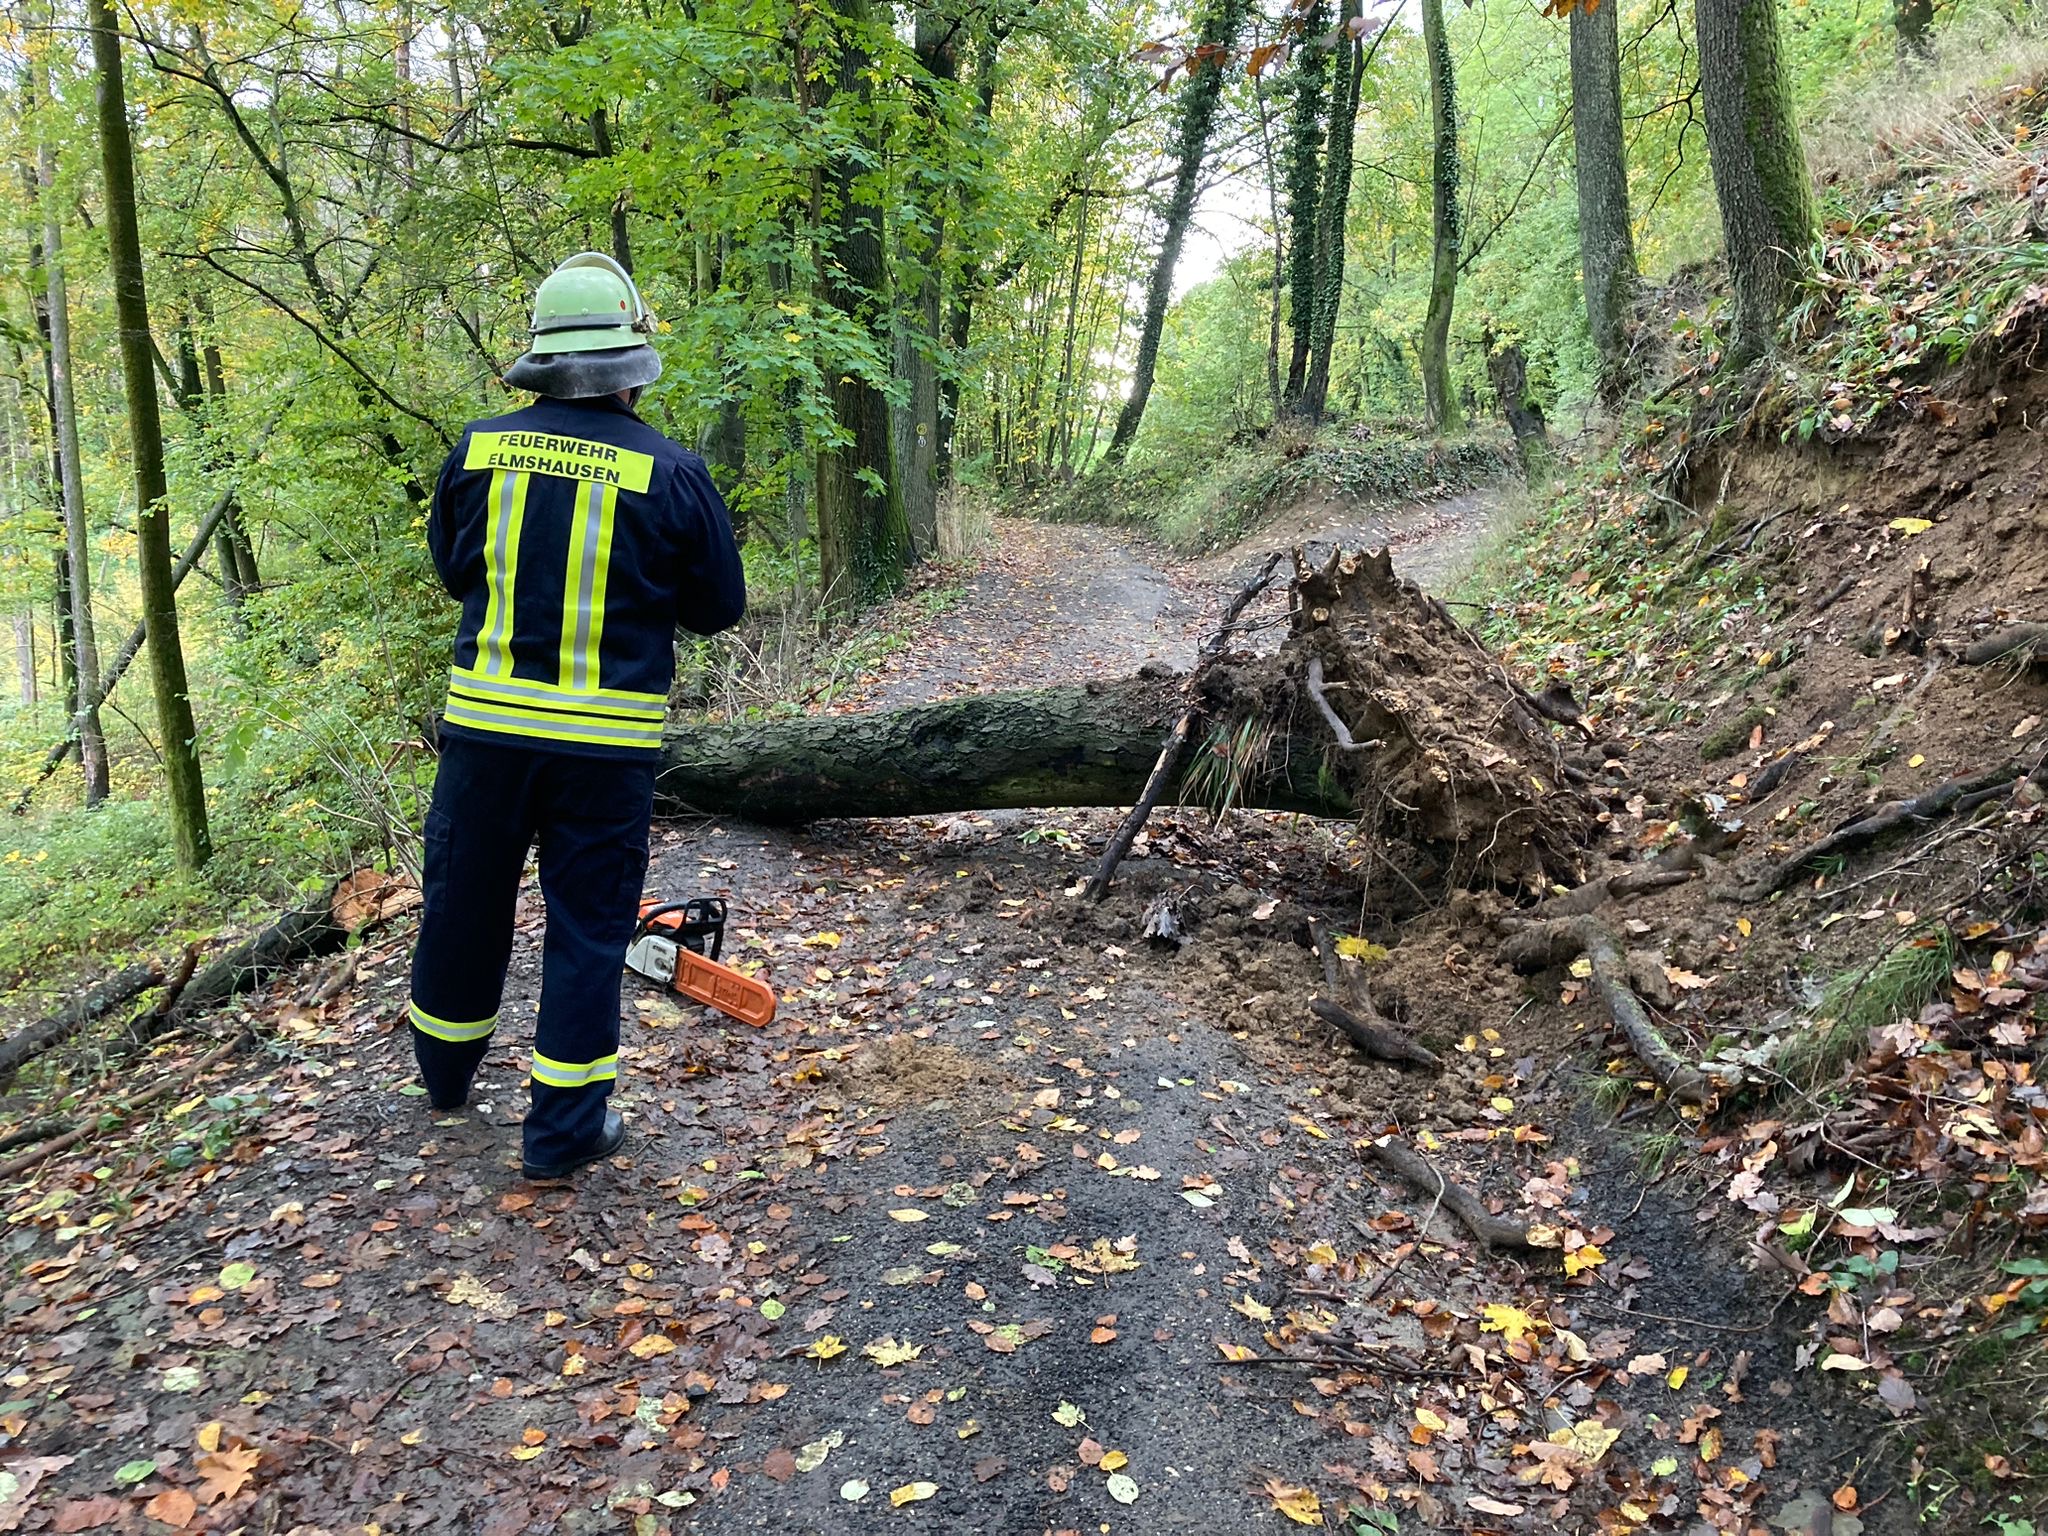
left=407, top=734, right=655, bottom=1168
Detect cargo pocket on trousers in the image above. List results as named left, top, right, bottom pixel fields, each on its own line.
left=420, top=808, right=453, bottom=918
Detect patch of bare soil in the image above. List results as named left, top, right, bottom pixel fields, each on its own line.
left=1200, top=484, right=1514, bottom=597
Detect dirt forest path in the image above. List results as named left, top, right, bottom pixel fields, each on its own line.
left=0, top=486, right=1908, bottom=1535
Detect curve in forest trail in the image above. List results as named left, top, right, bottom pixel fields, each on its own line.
left=1, top=479, right=1910, bottom=1533
left=836, top=483, right=1513, bottom=712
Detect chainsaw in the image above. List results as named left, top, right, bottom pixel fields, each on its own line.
left=624, top=898, right=777, bottom=1027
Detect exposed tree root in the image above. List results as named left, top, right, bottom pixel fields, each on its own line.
left=1359, top=1136, right=1533, bottom=1249
left=1498, top=916, right=1712, bottom=1106
left=1732, top=760, right=2026, bottom=900
left=1961, top=623, right=2048, bottom=667
left=1512, top=868, right=1693, bottom=923
left=1305, top=917, right=1440, bottom=1070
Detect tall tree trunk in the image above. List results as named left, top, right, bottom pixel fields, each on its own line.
left=1419, top=0, right=1462, bottom=431
left=1893, top=0, right=1935, bottom=58
left=12, top=613, right=32, bottom=706
left=1570, top=0, right=1638, bottom=402
left=1048, top=193, right=1091, bottom=474
left=936, top=29, right=1002, bottom=489
left=1484, top=327, right=1550, bottom=479
left=40, top=149, right=111, bottom=804
left=1301, top=3, right=1363, bottom=425
left=197, top=321, right=260, bottom=595
left=91, top=0, right=211, bottom=867
left=1281, top=2, right=1331, bottom=404
left=1101, top=0, right=1255, bottom=465
left=897, top=5, right=955, bottom=551
left=588, top=107, right=634, bottom=274
left=815, top=0, right=910, bottom=613
left=1696, top=0, right=1816, bottom=364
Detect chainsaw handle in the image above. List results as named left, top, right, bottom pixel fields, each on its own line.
left=635, top=897, right=727, bottom=961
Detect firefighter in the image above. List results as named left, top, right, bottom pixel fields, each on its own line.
left=408, top=252, right=745, bottom=1179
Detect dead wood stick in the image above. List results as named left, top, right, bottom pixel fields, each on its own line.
left=1305, top=918, right=1442, bottom=1069
left=0, top=960, right=164, bottom=1090
left=1084, top=553, right=1284, bottom=903
left=1962, top=623, right=2048, bottom=667
left=1310, top=998, right=1443, bottom=1070
left=123, top=945, right=201, bottom=1049
left=0, top=1026, right=253, bottom=1182
left=1808, top=574, right=1857, bottom=614
left=1735, top=760, right=2024, bottom=899
left=1304, top=656, right=1382, bottom=753
left=1360, top=1137, right=1532, bottom=1249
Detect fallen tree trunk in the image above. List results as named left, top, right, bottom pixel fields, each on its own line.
left=657, top=679, right=1349, bottom=824
left=0, top=961, right=163, bottom=1090
left=662, top=548, right=1598, bottom=898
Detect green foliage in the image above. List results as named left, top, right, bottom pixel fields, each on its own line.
left=1785, top=926, right=1961, bottom=1085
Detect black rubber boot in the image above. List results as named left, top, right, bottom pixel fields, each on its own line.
left=521, top=1109, right=626, bottom=1181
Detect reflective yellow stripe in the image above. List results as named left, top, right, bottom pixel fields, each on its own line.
left=444, top=698, right=664, bottom=750
left=448, top=665, right=663, bottom=718
left=409, top=1001, right=498, bottom=1043
left=465, top=430, right=654, bottom=493
left=559, top=479, right=618, bottom=692
left=477, top=470, right=530, bottom=676
left=531, top=1051, right=619, bottom=1088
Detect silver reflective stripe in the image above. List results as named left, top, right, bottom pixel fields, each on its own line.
left=572, top=479, right=603, bottom=691
left=481, top=470, right=522, bottom=674
left=444, top=699, right=662, bottom=746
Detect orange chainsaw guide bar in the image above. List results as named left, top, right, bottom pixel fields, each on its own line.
left=629, top=899, right=778, bottom=1027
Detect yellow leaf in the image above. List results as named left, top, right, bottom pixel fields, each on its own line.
left=1288, top=1115, right=1330, bottom=1140
left=1099, top=1449, right=1128, bottom=1472
left=509, top=1445, right=545, bottom=1461
left=807, top=1335, right=849, bottom=1360
left=196, top=1421, right=223, bottom=1453
left=1563, top=1243, right=1606, bottom=1277
left=1548, top=1420, right=1620, bottom=1466
left=628, top=1335, right=676, bottom=1359
left=888, top=1208, right=930, bottom=1223
left=1333, top=936, right=1389, bottom=963
left=801, top=931, right=843, bottom=948
left=1568, top=956, right=1593, bottom=979
left=1736, top=917, right=1752, bottom=938
left=1889, top=517, right=1933, bottom=535
left=1232, top=1295, right=1274, bottom=1323
left=889, top=1481, right=938, bottom=1507
left=1667, top=1364, right=1689, bottom=1390
left=1217, top=1341, right=1257, bottom=1362
left=861, top=1337, right=923, bottom=1367
left=1415, top=1407, right=1447, bottom=1433
left=1265, top=1480, right=1325, bottom=1526
left=1480, top=1303, right=1541, bottom=1343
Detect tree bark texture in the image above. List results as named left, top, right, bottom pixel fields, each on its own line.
left=1484, top=331, right=1550, bottom=479
left=655, top=680, right=1349, bottom=824
left=36, top=131, right=109, bottom=803
left=937, top=29, right=1002, bottom=489
left=1102, top=0, right=1255, bottom=464
left=1893, top=0, right=1934, bottom=58
left=1696, top=0, right=1816, bottom=363
left=896, top=5, right=955, bottom=552
left=92, top=0, right=211, bottom=867
left=1420, top=0, right=1462, bottom=431
left=199, top=325, right=261, bottom=596
left=815, top=0, right=911, bottom=612
left=1569, top=0, right=1638, bottom=402
left=1281, top=2, right=1332, bottom=404
left=1300, top=4, right=1363, bottom=424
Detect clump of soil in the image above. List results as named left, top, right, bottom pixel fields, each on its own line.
left=820, top=1034, right=1022, bottom=1124
left=1221, top=546, right=1599, bottom=896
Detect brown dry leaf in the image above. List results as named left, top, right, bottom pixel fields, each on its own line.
left=629, top=1334, right=676, bottom=1359
left=1217, top=1340, right=1257, bottom=1362
left=1078, top=1438, right=1104, bottom=1467
left=195, top=1446, right=261, bottom=1506
left=1089, top=1325, right=1118, bottom=1345
left=144, top=1488, right=199, bottom=1527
